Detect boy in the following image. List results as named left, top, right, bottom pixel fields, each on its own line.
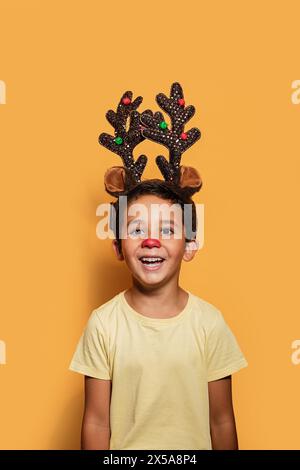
left=69, top=83, right=248, bottom=450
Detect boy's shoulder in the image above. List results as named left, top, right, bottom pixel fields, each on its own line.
left=189, top=291, right=225, bottom=328
left=87, top=291, right=122, bottom=327
left=94, top=291, right=120, bottom=313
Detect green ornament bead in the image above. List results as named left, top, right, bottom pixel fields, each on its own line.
left=159, top=121, right=168, bottom=129
left=114, top=136, right=123, bottom=145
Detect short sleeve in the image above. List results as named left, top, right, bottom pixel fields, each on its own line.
left=69, top=309, right=111, bottom=380
left=205, top=310, right=248, bottom=382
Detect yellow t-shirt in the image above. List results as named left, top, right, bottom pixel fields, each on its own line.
left=69, top=289, right=248, bottom=450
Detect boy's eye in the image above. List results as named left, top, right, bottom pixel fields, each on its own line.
left=161, top=227, right=174, bottom=235
left=129, top=227, right=145, bottom=236
left=128, top=226, right=174, bottom=237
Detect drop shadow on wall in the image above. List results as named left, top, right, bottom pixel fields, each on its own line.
left=50, top=389, right=84, bottom=450
left=52, top=192, right=131, bottom=449
left=88, top=239, right=131, bottom=310
left=53, top=252, right=129, bottom=448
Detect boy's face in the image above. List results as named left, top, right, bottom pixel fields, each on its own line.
left=112, top=194, right=199, bottom=289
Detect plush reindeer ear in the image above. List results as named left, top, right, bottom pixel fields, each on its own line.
left=104, top=166, right=140, bottom=196
left=177, top=165, right=202, bottom=197
left=179, top=166, right=202, bottom=189
left=104, top=166, right=126, bottom=195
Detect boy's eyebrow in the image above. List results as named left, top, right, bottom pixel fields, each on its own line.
left=127, top=218, right=179, bottom=227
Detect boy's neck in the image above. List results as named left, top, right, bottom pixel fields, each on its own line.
left=124, top=283, right=189, bottom=319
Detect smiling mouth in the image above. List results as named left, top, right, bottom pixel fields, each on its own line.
left=138, top=257, right=166, bottom=270
left=139, top=257, right=165, bottom=265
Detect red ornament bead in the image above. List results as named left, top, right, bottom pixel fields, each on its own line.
left=122, top=97, right=131, bottom=105
left=178, top=98, right=185, bottom=106
left=180, top=132, right=188, bottom=140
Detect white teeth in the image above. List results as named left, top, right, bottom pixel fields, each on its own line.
left=140, top=257, right=163, bottom=262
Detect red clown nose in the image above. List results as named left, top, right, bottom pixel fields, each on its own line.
left=141, top=238, right=161, bottom=249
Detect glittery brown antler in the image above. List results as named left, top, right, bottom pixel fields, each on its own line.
left=140, top=82, right=202, bottom=192
left=99, top=90, right=152, bottom=195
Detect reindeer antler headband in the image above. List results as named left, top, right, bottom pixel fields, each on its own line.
left=98, top=82, right=203, bottom=197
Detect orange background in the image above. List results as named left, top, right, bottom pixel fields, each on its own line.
left=0, top=0, right=299, bottom=449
